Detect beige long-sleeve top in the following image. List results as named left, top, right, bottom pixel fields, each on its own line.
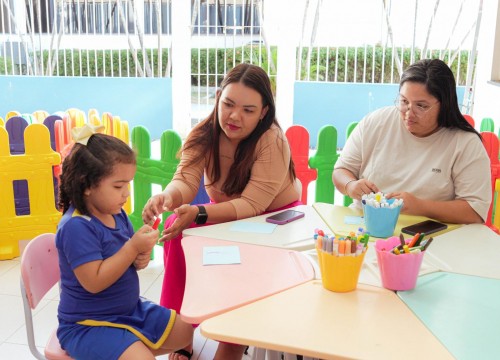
left=169, top=125, right=301, bottom=219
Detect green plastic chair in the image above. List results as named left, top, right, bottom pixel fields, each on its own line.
left=343, top=122, right=358, bottom=207
left=309, top=125, right=339, bottom=204
left=480, top=117, right=495, bottom=133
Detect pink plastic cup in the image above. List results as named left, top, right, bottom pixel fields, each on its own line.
left=375, top=236, right=424, bottom=291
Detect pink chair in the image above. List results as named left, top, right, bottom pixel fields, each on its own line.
left=20, top=233, right=73, bottom=360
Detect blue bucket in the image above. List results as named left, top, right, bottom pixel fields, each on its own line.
left=362, top=199, right=401, bottom=238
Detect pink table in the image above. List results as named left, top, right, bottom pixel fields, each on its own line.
left=180, top=236, right=315, bottom=324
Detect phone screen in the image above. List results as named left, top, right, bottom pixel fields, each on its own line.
left=401, top=220, right=448, bottom=235
left=265, top=210, right=305, bottom=225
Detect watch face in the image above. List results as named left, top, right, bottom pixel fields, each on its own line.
left=196, top=213, right=208, bottom=224
left=195, top=206, right=208, bottom=224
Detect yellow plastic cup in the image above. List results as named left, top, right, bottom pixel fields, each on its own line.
left=316, top=248, right=367, bottom=292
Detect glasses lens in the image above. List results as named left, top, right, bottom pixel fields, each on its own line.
left=395, top=99, right=407, bottom=113
left=394, top=98, right=426, bottom=118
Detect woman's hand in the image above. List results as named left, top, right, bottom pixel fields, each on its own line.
left=386, top=191, right=420, bottom=215
left=142, top=192, right=173, bottom=225
left=159, top=204, right=198, bottom=242
left=346, top=179, right=379, bottom=200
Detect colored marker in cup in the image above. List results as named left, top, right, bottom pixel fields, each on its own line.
left=152, top=217, right=161, bottom=230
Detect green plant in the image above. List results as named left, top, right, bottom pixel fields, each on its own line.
left=6, top=45, right=470, bottom=87
left=0, top=56, right=15, bottom=75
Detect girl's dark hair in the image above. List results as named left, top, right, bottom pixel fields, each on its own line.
left=400, top=58, right=481, bottom=139
left=181, top=63, right=296, bottom=196
left=58, top=134, right=136, bottom=214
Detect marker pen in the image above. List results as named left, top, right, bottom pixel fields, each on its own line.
left=356, top=244, right=363, bottom=256
left=345, top=239, right=352, bottom=256
left=326, top=237, right=333, bottom=254
left=399, top=233, right=406, bottom=247
left=414, top=233, right=426, bottom=247
left=408, top=232, right=421, bottom=247
left=361, top=234, right=370, bottom=248
left=339, top=240, right=346, bottom=256
left=333, top=238, right=339, bottom=255
left=422, top=237, right=434, bottom=251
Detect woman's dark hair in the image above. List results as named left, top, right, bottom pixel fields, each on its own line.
left=58, top=134, right=136, bottom=214
left=400, top=58, right=481, bottom=139
left=181, top=63, right=296, bottom=196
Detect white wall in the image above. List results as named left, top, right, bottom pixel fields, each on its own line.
left=472, top=0, right=500, bottom=128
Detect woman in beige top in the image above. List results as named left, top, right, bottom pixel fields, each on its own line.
left=142, top=63, right=301, bottom=360
left=333, top=59, right=490, bottom=224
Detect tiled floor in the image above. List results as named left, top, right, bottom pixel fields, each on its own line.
left=0, top=244, right=254, bottom=360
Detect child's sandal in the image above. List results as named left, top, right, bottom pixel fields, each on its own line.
left=173, top=348, right=193, bottom=360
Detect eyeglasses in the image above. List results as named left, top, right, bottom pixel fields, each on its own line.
left=394, top=97, right=439, bottom=118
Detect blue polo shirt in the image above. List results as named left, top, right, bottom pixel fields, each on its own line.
left=56, top=206, right=138, bottom=322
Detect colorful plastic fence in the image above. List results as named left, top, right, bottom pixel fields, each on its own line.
left=128, top=126, right=182, bottom=232
left=1, top=115, right=347, bottom=260
left=0, top=109, right=133, bottom=259
left=0, top=124, right=61, bottom=259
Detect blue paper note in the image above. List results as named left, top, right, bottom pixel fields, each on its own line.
left=203, top=246, right=241, bottom=265
left=229, top=221, right=277, bottom=234
left=344, top=216, right=364, bottom=225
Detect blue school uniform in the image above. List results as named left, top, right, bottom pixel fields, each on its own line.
left=56, top=206, right=175, bottom=359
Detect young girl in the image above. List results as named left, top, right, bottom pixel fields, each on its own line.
left=56, top=124, right=193, bottom=360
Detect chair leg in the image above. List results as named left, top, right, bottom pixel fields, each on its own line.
left=266, top=350, right=281, bottom=360
left=251, top=347, right=266, bottom=360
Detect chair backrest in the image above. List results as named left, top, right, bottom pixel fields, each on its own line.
left=285, top=125, right=317, bottom=203
left=481, top=132, right=500, bottom=231
left=21, top=233, right=59, bottom=309
left=480, top=117, right=495, bottom=133
left=20, top=233, right=73, bottom=360
left=309, top=124, right=339, bottom=204
left=463, top=114, right=475, bottom=128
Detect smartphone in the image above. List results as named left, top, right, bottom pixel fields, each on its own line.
left=265, top=210, right=305, bottom=225
left=401, top=220, right=448, bottom=236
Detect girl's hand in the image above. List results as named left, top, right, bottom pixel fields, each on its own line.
left=386, top=191, right=420, bottom=214
left=142, top=193, right=173, bottom=225
left=346, top=179, right=379, bottom=200
left=159, top=204, right=198, bottom=242
left=133, top=251, right=152, bottom=270
left=129, top=225, right=159, bottom=254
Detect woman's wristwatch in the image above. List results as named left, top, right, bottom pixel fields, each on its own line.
left=194, top=205, right=208, bottom=224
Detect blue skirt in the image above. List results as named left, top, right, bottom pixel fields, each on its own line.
left=58, top=297, right=176, bottom=360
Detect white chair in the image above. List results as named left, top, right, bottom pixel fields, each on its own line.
left=20, top=233, right=73, bottom=360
